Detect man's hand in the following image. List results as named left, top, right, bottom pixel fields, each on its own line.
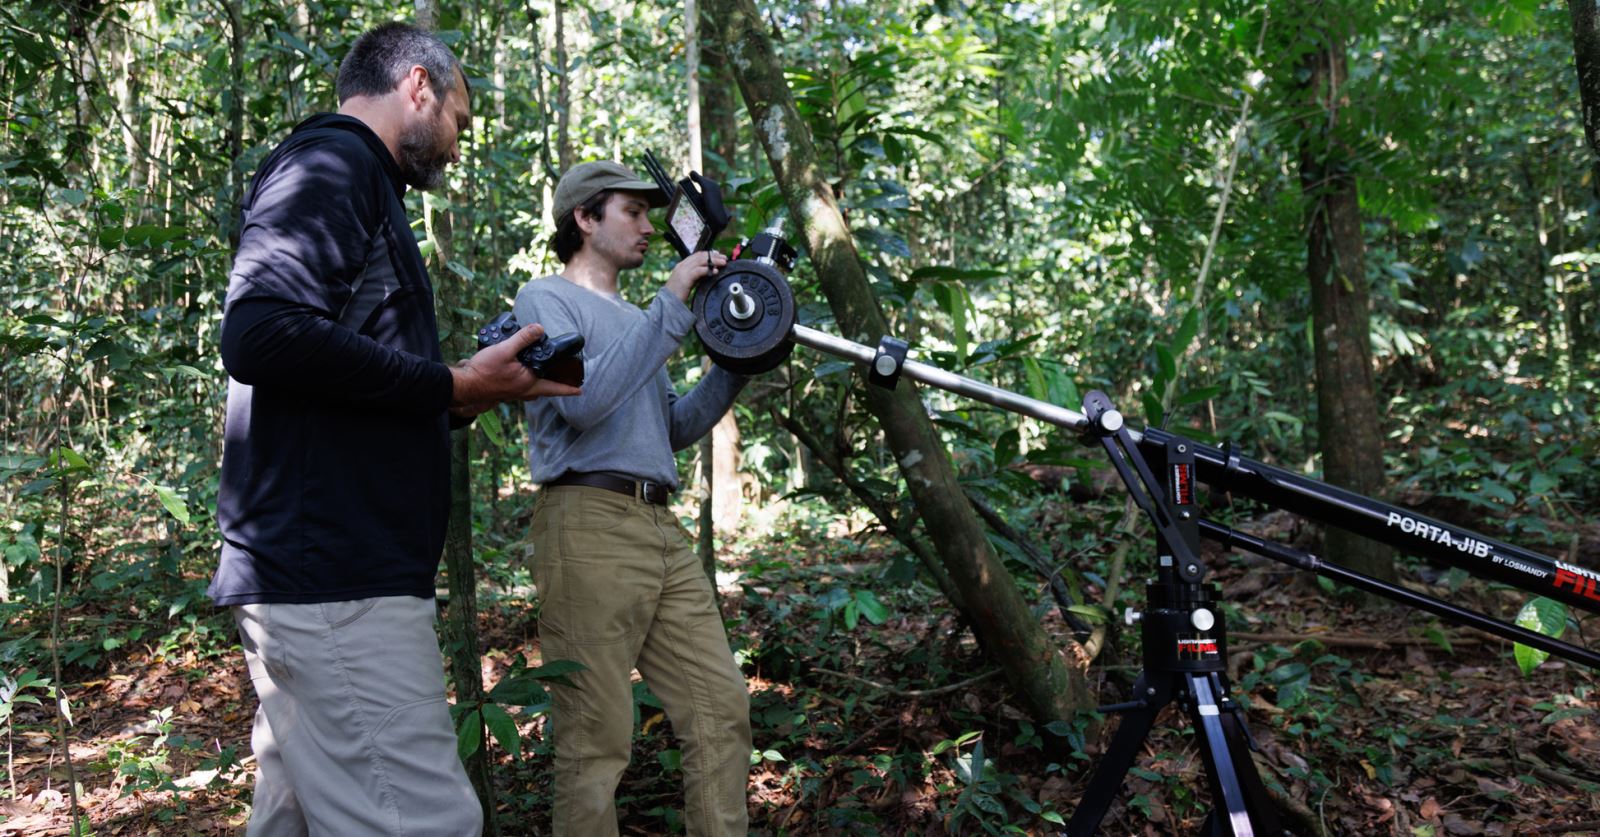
left=664, top=249, right=729, bottom=303
left=450, top=323, right=582, bottom=408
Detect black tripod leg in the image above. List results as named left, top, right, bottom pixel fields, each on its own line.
left=1187, top=673, right=1283, bottom=836
left=1065, top=679, right=1167, bottom=837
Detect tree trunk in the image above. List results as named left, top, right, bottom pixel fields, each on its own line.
left=223, top=0, right=246, bottom=249
left=1564, top=0, right=1599, bottom=366
left=705, top=0, right=1092, bottom=722
left=685, top=0, right=720, bottom=587
left=554, top=0, right=573, bottom=171
left=700, top=14, right=746, bottom=536
left=1298, top=22, right=1395, bottom=583
left=414, top=4, right=497, bottom=832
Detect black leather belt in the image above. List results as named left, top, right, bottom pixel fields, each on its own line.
left=546, top=472, right=674, bottom=506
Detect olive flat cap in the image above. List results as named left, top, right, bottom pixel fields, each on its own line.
left=553, top=161, right=667, bottom=223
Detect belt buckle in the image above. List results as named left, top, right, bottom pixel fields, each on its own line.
left=639, top=480, right=663, bottom=505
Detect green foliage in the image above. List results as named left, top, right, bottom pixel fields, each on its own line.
left=455, top=656, right=585, bottom=762
left=1513, top=596, right=1567, bottom=676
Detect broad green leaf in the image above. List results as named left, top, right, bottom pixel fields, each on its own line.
left=481, top=702, right=521, bottom=760
left=456, top=707, right=483, bottom=760
left=1513, top=597, right=1566, bottom=676
left=994, top=428, right=1020, bottom=468
left=658, top=748, right=683, bottom=772
left=52, top=447, right=90, bottom=473
left=1066, top=605, right=1107, bottom=624
left=1171, top=308, right=1200, bottom=356
left=1141, top=391, right=1163, bottom=427
left=1527, top=472, right=1556, bottom=496
left=1155, top=346, right=1176, bottom=384
left=852, top=589, right=889, bottom=625
left=153, top=485, right=191, bottom=525
left=1478, top=480, right=1516, bottom=506
left=1175, top=385, right=1223, bottom=407
left=477, top=409, right=504, bottom=448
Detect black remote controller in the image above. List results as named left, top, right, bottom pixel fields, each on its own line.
left=476, top=313, right=585, bottom=387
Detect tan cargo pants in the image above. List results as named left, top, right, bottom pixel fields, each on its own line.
left=530, top=485, right=752, bottom=837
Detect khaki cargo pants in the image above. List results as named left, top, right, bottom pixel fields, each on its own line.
left=530, top=485, right=752, bottom=837
left=233, top=596, right=481, bottom=836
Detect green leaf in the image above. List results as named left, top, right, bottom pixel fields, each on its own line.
left=852, top=590, right=889, bottom=625
left=994, top=429, right=1020, bottom=468
left=52, top=447, right=90, bottom=474
left=477, top=409, right=504, bottom=448
left=456, top=707, right=483, bottom=760
left=1141, top=391, right=1163, bottom=426
left=1066, top=605, right=1107, bottom=624
left=153, top=485, right=191, bottom=525
left=909, top=266, right=1005, bottom=282
left=1155, top=345, right=1177, bottom=384
left=1175, top=385, right=1223, bottom=407
left=481, top=702, right=521, bottom=761
left=489, top=658, right=586, bottom=704
left=1478, top=480, right=1516, bottom=506
left=1171, top=308, right=1200, bottom=356
left=1422, top=626, right=1453, bottom=654
left=1262, top=411, right=1303, bottom=428
left=658, top=748, right=683, bottom=772
left=1527, top=471, right=1556, bottom=496
left=1513, top=597, right=1566, bottom=676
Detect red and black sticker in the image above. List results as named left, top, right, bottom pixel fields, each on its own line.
left=1176, top=633, right=1220, bottom=661
left=1170, top=463, right=1194, bottom=507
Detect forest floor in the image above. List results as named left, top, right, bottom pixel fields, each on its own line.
left=3, top=503, right=1598, bottom=836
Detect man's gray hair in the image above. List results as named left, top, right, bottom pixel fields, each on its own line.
left=336, top=22, right=467, bottom=105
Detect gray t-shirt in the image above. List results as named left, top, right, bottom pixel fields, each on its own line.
left=512, top=275, right=746, bottom=488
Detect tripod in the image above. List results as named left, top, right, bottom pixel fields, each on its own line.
left=1065, top=393, right=1283, bottom=835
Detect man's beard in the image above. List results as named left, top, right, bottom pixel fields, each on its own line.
left=397, top=119, right=450, bottom=191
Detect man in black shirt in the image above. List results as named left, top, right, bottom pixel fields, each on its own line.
left=209, top=23, right=573, bottom=835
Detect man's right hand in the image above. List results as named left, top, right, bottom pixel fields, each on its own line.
left=665, top=249, right=729, bottom=303
left=449, top=323, right=582, bottom=408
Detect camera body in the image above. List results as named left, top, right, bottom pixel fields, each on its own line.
left=476, top=313, right=586, bottom=387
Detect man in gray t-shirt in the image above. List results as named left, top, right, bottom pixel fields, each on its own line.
left=514, top=160, right=751, bottom=836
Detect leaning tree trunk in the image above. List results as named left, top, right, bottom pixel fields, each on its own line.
left=1298, top=21, right=1395, bottom=583
left=705, top=0, right=1092, bottom=721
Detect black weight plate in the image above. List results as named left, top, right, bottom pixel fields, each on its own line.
left=692, top=260, right=797, bottom=374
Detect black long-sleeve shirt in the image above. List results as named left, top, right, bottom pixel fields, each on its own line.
left=208, top=114, right=454, bottom=605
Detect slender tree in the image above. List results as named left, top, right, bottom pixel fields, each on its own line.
left=1564, top=0, right=1599, bottom=363
left=414, top=3, right=498, bottom=831
left=1297, top=13, right=1395, bottom=583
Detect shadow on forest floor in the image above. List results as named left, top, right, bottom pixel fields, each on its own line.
left=5, top=503, right=1599, bottom=836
